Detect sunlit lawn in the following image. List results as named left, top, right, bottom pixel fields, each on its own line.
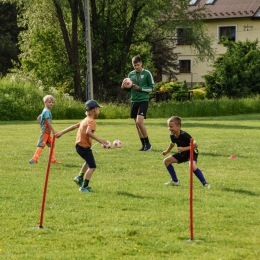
left=0, top=115, right=260, bottom=259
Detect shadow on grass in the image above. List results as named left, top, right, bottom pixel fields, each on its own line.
left=117, top=191, right=149, bottom=199
left=147, top=122, right=259, bottom=130
left=61, top=163, right=79, bottom=168
left=200, top=152, right=228, bottom=157
left=222, top=187, right=259, bottom=196
left=200, top=152, right=247, bottom=158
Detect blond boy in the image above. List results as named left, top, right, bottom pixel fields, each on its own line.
left=29, top=95, right=61, bottom=164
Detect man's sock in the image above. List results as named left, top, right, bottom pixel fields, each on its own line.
left=193, top=168, right=207, bottom=185
left=83, top=179, right=89, bottom=188
left=166, top=165, right=178, bottom=182
left=79, top=172, right=84, bottom=178
left=140, top=138, right=145, bottom=147
left=144, top=137, right=150, bottom=145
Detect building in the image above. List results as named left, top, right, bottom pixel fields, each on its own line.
left=164, top=0, right=260, bottom=87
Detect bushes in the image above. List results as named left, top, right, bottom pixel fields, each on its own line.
left=204, top=38, right=260, bottom=98
left=0, top=78, right=84, bottom=120
left=192, top=88, right=206, bottom=100
left=154, top=81, right=204, bottom=101
left=1, top=78, right=260, bottom=120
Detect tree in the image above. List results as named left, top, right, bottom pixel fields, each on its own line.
left=5, top=0, right=215, bottom=102
left=0, top=2, right=20, bottom=76
left=204, top=37, right=260, bottom=98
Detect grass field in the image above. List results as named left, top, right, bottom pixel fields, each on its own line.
left=0, top=114, right=260, bottom=259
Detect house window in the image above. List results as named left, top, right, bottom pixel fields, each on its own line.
left=189, top=0, right=198, bottom=5
left=176, top=28, right=192, bottom=45
left=206, top=0, right=215, bottom=4
left=219, top=26, right=236, bottom=41
left=179, top=60, right=191, bottom=73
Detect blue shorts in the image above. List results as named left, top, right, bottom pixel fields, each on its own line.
left=172, top=152, right=198, bottom=164
left=130, top=101, right=148, bottom=119
left=76, top=144, right=96, bottom=168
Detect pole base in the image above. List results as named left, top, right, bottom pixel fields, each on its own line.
left=187, top=238, right=200, bottom=242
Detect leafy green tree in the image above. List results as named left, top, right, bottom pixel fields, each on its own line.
left=204, top=37, right=260, bottom=98
left=0, top=2, right=20, bottom=76
left=5, top=0, right=214, bottom=102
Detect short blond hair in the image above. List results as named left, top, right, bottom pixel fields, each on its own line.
left=167, top=116, right=182, bottom=126
left=43, top=95, right=55, bottom=103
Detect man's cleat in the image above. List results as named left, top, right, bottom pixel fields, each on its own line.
left=139, top=146, right=145, bottom=151
left=204, top=183, right=211, bottom=189
left=164, top=181, right=180, bottom=186
left=51, top=160, right=62, bottom=164
left=29, top=159, right=37, bottom=164
left=79, top=186, right=92, bottom=193
left=144, top=143, right=152, bottom=151
left=74, top=176, right=83, bottom=187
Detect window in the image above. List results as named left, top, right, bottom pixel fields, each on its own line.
left=219, top=26, right=236, bottom=42
left=206, top=0, right=215, bottom=4
left=179, top=60, right=191, bottom=73
left=189, top=0, right=198, bottom=5
left=176, top=28, right=192, bottom=45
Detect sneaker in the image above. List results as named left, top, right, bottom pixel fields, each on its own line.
left=164, top=180, right=180, bottom=186
left=203, top=183, right=211, bottom=189
left=74, top=176, right=83, bottom=187
left=29, top=159, right=37, bottom=164
left=144, top=143, right=152, bottom=151
left=139, top=146, right=145, bottom=151
left=79, top=186, right=92, bottom=193
left=51, top=160, right=62, bottom=164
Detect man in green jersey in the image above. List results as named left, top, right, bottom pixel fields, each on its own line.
left=121, top=56, right=155, bottom=151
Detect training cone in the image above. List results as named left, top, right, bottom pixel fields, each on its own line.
left=228, top=155, right=237, bottom=159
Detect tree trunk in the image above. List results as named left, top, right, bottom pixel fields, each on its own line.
left=53, top=0, right=83, bottom=100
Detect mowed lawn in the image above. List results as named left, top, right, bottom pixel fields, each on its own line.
left=0, top=114, right=260, bottom=260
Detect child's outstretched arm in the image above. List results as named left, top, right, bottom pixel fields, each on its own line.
left=86, top=126, right=108, bottom=146
left=56, top=123, right=80, bottom=138
left=162, top=142, right=174, bottom=156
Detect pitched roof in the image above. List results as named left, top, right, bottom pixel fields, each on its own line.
left=189, top=0, right=260, bottom=20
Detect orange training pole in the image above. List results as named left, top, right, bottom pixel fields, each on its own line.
left=39, top=134, right=56, bottom=228
left=189, top=138, right=194, bottom=240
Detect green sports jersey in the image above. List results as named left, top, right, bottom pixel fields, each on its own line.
left=126, top=68, right=155, bottom=102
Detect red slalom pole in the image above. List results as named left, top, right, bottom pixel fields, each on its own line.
left=189, top=138, right=194, bottom=240
left=39, top=134, right=56, bottom=228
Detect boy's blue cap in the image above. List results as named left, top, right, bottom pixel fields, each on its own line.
left=85, top=100, right=102, bottom=110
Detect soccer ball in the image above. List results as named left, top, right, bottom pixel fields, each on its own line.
left=102, top=141, right=111, bottom=149
left=113, top=140, right=122, bottom=148
left=122, top=78, right=133, bottom=88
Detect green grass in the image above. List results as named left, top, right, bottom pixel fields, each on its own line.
left=1, top=115, right=260, bottom=259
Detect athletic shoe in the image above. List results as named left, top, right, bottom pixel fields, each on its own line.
left=164, top=180, right=180, bottom=186
left=79, top=186, right=92, bottom=193
left=139, top=146, right=145, bottom=151
left=51, top=160, right=62, bottom=164
left=144, top=143, right=152, bottom=151
left=74, top=176, right=83, bottom=187
left=203, top=183, right=211, bottom=189
left=29, top=159, right=37, bottom=164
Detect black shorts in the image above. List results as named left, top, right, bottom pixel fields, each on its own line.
left=172, top=152, right=198, bottom=164
left=130, top=102, right=148, bottom=119
left=76, top=144, right=96, bottom=168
